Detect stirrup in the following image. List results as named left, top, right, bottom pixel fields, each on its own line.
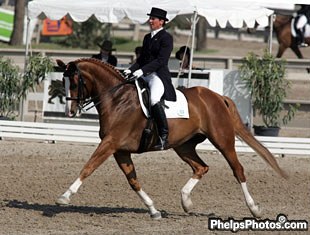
left=153, top=137, right=168, bottom=150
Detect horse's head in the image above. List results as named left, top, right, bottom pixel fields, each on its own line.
left=57, top=58, right=128, bottom=117
left=56, top=59, right=90, bottom=117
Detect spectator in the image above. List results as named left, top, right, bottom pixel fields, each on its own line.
left=92, top=40, right=118, bottom=66
left=175, top=46, right=191, bottom=70
left=135, top=46, right=142, bottom=60
left=131, top=46, right=142, bottom=64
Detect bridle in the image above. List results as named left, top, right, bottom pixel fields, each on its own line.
left=63, top=62, right=136, bottom=115
left=63, top=65, right=93, bottom=114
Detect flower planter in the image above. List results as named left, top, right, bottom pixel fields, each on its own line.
left=253, top=125, right=280, bottom=137
left=0, top=116, right=11, bottom=121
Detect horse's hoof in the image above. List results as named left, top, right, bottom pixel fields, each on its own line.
left=55, top=196, right=70, bottom=205
left=150, top=211, right=162, bottom=220
left=249, top=204, right=262, bottom=218
left=181, top=195, right=193, bottom=213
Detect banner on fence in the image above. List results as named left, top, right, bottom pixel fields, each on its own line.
left=42, top=17, right=73, bottom=36
left=0, top=8, right=14, bottom=42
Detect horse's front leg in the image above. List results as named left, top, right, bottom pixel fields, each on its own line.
left=56, top=136, right=116, bottom=205
left=114, top=151, right=162, bottom=220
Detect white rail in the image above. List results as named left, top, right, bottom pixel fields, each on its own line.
left=0, top=120, right=99, bottom=143
left=1, top=48, right=310, bottom=71
left=197, top=137, right=310, bottom=156
left=0, top=120, right=309, bottom=156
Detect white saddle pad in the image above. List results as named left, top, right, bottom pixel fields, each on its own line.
left=135, top=80, right=189, bottom=119
left=165, top=90, right=189, bottom=118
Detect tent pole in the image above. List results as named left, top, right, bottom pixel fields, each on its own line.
left=24, top=5, right=30, bottom=71
left=20, top=8, right=31, bottom=121
left=268, top=14, right=274, bottom=54
left=187, top=11, right=198, bottom=88
left=24, top=19, right=30, bottom=65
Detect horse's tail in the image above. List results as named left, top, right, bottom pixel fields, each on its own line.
left=223, top=96, right=288, bottom=179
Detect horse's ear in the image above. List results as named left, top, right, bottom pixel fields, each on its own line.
left=56, top=59, right=66, bottom=69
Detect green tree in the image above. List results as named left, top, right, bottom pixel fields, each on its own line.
left=196, top=17, right=207, bottom=51
left=0, top=54, right=54, bottom=119
left=168, top=15, right=207, bottom=52
left=9, top=0, right=26, bottom=46
left=54, top=16, right=111, bottom=49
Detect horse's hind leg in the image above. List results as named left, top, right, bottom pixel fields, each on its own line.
left=56, top=137, right=115, bottom=205
left=276, top=44, right=286, bottom=58
left=290, top=42, right=303, bottom=59
left=173, top=140, right=209, bottom=213
left=114, top=151, right=161, bottom=219
left=216, top=143, right=261, bottom=218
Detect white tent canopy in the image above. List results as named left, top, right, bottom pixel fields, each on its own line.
left=26, top=0, right=275, bottom=86
left=28, top=0, right=274, bottom=28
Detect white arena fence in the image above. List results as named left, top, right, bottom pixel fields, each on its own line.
left=0, top=120, right=309, bottom=156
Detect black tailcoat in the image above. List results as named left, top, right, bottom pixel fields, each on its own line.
left=129, top=29, right=176, bottom=101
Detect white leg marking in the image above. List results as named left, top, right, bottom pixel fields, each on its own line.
left=69, top=178, right=83, bottom=194
left=241, top=182, right=261, bottom=217
left=56, top=178, right=82, bottom=205
left=136, top=189, right=161, bottom=219
left=181, top=178, right=199, bottom=213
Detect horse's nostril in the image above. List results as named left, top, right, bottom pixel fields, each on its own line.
left=68, top=110, right=77, bottom=118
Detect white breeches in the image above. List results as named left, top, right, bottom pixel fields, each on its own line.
left=142, top=72, right=164, bottom=106
left=296, top=15, right=307, bottom=29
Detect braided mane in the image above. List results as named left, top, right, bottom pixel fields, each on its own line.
left=74, top=58, right=125, bottom=82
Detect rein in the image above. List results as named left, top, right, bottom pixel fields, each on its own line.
left=85, top=79, right=136, bottom=111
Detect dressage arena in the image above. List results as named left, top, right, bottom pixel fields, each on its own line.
left=0, top=139, right=309, bottom=234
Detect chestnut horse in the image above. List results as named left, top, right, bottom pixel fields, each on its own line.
left=55, top=58, right=287, bottom=219
left=274, top=15, right=310, bottom=68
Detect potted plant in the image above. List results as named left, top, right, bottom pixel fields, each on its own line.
left=239, top=50, right=299, bottom=136
left=0, top=54, right=54, bottom=120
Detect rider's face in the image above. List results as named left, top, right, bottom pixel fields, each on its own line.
left=148, top=17, right=164, bottom=31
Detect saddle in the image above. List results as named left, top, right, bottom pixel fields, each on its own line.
left=132, top=77, right=189, bottom=152
left=133, top=78, right=157, bottom=153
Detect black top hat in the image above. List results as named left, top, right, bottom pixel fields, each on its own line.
left=147, top=7, right=169, bottom=21
left=97, top=40, right=115, bottom=51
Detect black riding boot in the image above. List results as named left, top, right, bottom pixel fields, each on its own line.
left=152, top=102, right=169, bottom=150
left=297, top=29, right=308, bottom=47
